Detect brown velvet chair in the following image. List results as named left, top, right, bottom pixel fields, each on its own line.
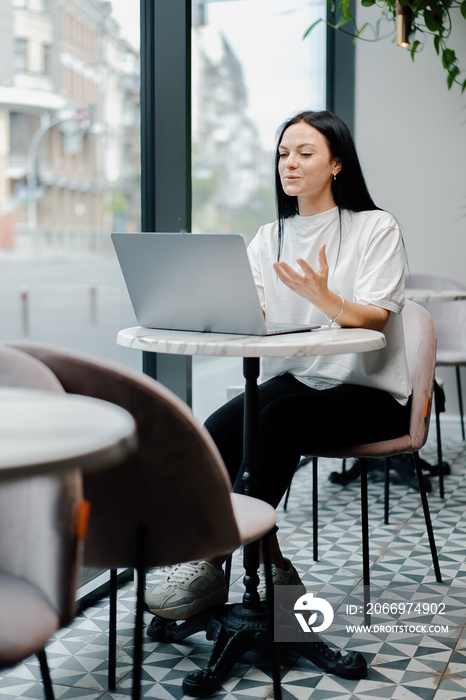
left=10, top=341, right=277, bottom=700
left=0, top=345, right=83, bottom=700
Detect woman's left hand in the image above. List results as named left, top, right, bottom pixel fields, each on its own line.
left=272, top=243, right=391, bottom=331
left=273, top=243, right=329, bottom=306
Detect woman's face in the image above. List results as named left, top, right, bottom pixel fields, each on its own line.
left=278, top=121, right=341, bottom=215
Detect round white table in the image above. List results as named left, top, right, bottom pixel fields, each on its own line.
left=117, top=325, right=385, bottom=692
left=116, top=325, right=386, bottom=359
left=0, top=388, right=137, bottom=481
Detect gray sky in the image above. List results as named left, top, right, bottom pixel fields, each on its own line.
left=110, top=0, right=140, bottom=49
left=207, top=1, right=326, bottom=147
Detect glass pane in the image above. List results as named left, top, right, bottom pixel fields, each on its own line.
left=191, top=0, right=326, bottom=423
left=0, top=0, right=141, bottom=372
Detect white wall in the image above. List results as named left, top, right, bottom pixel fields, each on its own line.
left=354, top=10, right=466, bottom=417
left=354, top=8, right=466, bottom=280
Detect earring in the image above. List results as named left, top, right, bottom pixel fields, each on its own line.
left=333, top=173, right=337, bottom=181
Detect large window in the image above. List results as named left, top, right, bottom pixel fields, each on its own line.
left=0, top=1, right=141, bottom=376
left=191, top=0, right=327, bottom=422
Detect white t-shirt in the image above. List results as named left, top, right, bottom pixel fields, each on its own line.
left=247, top=207, right=412, bottom=405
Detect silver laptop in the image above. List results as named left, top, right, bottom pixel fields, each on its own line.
left=111, top=232, right=317, bottom=335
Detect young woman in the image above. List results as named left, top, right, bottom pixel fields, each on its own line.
left=146, top=110, right=412, bottom=621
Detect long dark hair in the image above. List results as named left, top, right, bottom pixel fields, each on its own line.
left=275, top=110, right=380, bottom=258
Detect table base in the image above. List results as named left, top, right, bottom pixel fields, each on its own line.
left=147, top=604, right=368, bottom=697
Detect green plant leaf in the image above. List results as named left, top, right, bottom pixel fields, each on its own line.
left=424, top=8, right=440, bottom=31
left=336, top=14, right=351, bottom=27
left=355, top=21, right=371, bottom=36
left=361, top=0, right=376, bottom=6
left=446, top=61, right=460, bottom=88
left=461, top=1, right=466, bottom=19
left=442, top=47, right=456, bottom=68
left=410, top=39, right=422, bottom=59
left=433, top=34, right=441, bottom=55
left=303, top=18, right=324, bottom=38
left=341, top=0, right=353, bottom=20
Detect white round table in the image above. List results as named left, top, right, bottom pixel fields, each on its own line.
left=116, top=325, right=386, bottom=358
left=0, top=388, right=137, bottom=481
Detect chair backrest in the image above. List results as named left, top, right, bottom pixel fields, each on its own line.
left=0, top=345, right=82, bottom=626
left=402, top=300, right=437, bottom=450
left=9, top=341, right=242, bottom=569
left=307, top=300, right=437, bottom=459
left=0, top=343, right=63, bottom=392
left=406, top=272, right=466, bottom=356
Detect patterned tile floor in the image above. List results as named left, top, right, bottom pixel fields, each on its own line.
left=1, top=418, right=466, bottom=699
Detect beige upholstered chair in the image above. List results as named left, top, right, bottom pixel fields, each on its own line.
left=10, top=341, right=277, bottom=700
left=0, top=345, right=83, bottom=700
left=407, top=272, right=466, bottom=445
left=286, top=302, right=441, bottom=621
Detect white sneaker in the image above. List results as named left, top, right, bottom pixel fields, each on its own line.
left=145, top=561, right=228, bottom=620
left=257, top=558, right=304, bottom=601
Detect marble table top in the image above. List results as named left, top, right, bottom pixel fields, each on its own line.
left=406, top=288, right=466, bottom=303
left=117, top=326, right=386, bottom=358
left=0, top=388, right=137, bottom=481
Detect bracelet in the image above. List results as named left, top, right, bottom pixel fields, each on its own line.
left=326, top=294, right=345, bottom=326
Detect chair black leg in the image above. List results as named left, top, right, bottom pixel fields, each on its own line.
left=261, top=533, right=282, bottom=700
left=384, top=457, right=390, bottom=524
left=37, top=648, right=55, bottom=700
left=224, top=554, right=232, bottom=590
left=341, top=458, right=347, bottom=480
left=455, top=366, right=465, bottom=441
left=412, top=452, right=442, bottom=582
left=434, top=381, right=445, bottom=498
left=108, top=568, right=118, bottom=690
left=359, top=459, right=371, bottom=626
left=132, top=525, right=148, bottom=700
left=283, top=483, right=291, bottom=511
left=312, top=457, right=318, bottom=562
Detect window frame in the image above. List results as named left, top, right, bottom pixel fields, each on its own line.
left=139, top=0, right=192, bottom=404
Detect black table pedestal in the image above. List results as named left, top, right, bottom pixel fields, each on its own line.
left=147, top=603, right=367, bottom=697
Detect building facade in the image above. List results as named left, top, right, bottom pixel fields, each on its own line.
left=0, top=0, right=140, bottom=252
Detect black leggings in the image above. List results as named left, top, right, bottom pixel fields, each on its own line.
left=204, top=373, right=411, bottom=509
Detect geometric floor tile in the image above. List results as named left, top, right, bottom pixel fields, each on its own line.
left=1, top=418, right=465, bottom=699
